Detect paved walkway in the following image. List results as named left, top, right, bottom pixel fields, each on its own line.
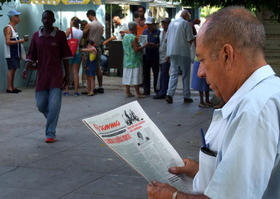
left=0, top=84, right=213, bottom=199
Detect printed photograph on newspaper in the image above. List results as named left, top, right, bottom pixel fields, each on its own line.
left=82, top=101, right=189, bottom=192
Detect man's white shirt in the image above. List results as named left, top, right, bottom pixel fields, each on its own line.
left=193, top=65, right=280, bottom=199
left=166, top=17, right=193, bottom=58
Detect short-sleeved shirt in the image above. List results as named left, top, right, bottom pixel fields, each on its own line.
left=113, top=23, right=128, bottom=40
left=193, top=65, right=280, bottom=199
left=159, top=30, right=168, bottom=64
left=26, top=28, right=72, bottom=91
left=136, top=23, right=147, bottom=40
left=68, top=27, right=83, bottom=43
left=143, top=28, right=160, bottom=61
left=122, top=33, right=142, bottom=69
left=166, top=17, right=194, bottom=57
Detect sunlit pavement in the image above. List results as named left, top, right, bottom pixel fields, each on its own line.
left=0, top=85, right=213, bottom=199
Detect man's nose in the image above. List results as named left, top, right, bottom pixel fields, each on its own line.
left=197, top=64, right=206, bottom=78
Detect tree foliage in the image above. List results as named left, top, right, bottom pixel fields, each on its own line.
left=179, top=0, right=280, bottom=20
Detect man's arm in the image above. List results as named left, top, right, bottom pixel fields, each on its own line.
left=22, top=34, right=38, bottom=79
left=63, top=59, right=70, bottom=88
left=65, top=28, right=70, bottom=38
left=147, top=182, right=209, bottom=199
left=103, top=35, right=116, bottom=46
left=132, top=38, right=147, bottom=52
left=4, top=26, right=24, bottom=45
left=80, top=46, right=97, bottom=53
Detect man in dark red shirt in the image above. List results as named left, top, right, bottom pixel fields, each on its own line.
left=23, top=10, right=72, bottom=143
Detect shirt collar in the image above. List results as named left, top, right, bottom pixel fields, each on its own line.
left=38, top=26, right=57, bottom=37
left=221, top=65, right=275, bottom=119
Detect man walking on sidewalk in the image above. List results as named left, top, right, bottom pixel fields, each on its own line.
left=23, top=10, right=72, bottom=143
left=165, top=10, right=194, bottom=104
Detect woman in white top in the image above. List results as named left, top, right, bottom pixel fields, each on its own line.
left=64, top=17, right=83, bottom=96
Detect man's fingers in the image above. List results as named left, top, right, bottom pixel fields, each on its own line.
left=147, top=183, right=153, bottom=191
left=169, top=166, right=188, bottom=174
left=147, top=183, right=156, bottom=199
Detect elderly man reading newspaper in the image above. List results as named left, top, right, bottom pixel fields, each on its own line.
left=147, top=6, right=280, bottom=199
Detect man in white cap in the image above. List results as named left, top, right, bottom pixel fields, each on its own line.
left=142, top=16, right=160, bottom=95
left=4, top=9, right=27, bottom=94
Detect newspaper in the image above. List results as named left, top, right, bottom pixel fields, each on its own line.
left=83, top=101, right=189, bottom=192
left=139, top=35, right=148, bottom=47
left=139, top=35, right=148, bottom=54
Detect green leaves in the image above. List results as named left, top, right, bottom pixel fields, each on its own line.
left=178, top=0, right=279, bottom=22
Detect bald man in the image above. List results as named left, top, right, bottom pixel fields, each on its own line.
left=165, top=10, right=194, bottom=104
left=147, top=6, right=280, bottom=199
left=103, top=16, right=128, bottom=45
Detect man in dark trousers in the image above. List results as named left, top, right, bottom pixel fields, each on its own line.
left=142, top=16, right=160, bottom=95
left=23, top=10, right=72, bottom=143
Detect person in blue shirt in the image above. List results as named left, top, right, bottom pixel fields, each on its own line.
left=147, top=6, right=280, bottom=199
left=142, top=16, right=160, bottom=95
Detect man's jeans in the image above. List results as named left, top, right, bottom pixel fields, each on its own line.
left=167, top=55, right=191, bottom=98
left=35, top=88, right=62, bottom=138
left=143, top=59, right=159, bottom=94
left=158, top=62, right=170, bottom=97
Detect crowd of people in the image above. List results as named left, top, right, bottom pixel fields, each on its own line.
left=118, top=6, right=209, bottom=106
left=4, top=6, right=211, bottom=108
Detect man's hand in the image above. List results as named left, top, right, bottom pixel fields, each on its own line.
left=165, top=56, right=170, bottom=63
left=147, top=181, right=177, bottom=199
left=169, top=158, right=199, bottom=178
left=18, top=39, right=25, bottom=44
left=22, top=69, right=27, bottom=79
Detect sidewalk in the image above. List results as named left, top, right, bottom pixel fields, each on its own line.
left=0, top=85, right=213, bottom=198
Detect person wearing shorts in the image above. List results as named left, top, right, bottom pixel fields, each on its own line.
left=4, top=9, right=27, bottom=93
left=81, top=40, right=97, bottom=96
left=64, top=16, right=83, bottom=96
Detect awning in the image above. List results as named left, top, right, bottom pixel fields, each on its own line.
left=31, top=0, right=60, bottom=5
left=62, top=0, right=90, bottom=4
left=105, top=0, right=153, bottom=5
left=21, top=0, right=103, bottom=4
left=149, top=0, right=180, bottom=8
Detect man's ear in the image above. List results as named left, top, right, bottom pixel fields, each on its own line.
left=221, top=44, right=234, bottom=71
left=53, top=18, right=56, bottom=24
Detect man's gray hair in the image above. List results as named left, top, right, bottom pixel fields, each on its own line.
left=181, top=9, right=191, bottom=19
left=203, top=6, right=265, bottom=55
left=128, top=21, right=137, bottom=31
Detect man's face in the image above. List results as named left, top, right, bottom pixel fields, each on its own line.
left=80, top=22, right=87, bottom=30
left=162, top=22, right=169, bottom=31
left=147, top=24, right=154, bottom=31
left=134, top=17, right=140, bottom=24
left=113, top=17, right=120, bottom=26
left=87, top=15, right=94, bottom=22
left=12, top=15, right=20, bottom=24
left=138, top=8, right=145, bottom=18
left=196, top=33, right=225, bottom=99
left=42, top=12, right=55, bottom=29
